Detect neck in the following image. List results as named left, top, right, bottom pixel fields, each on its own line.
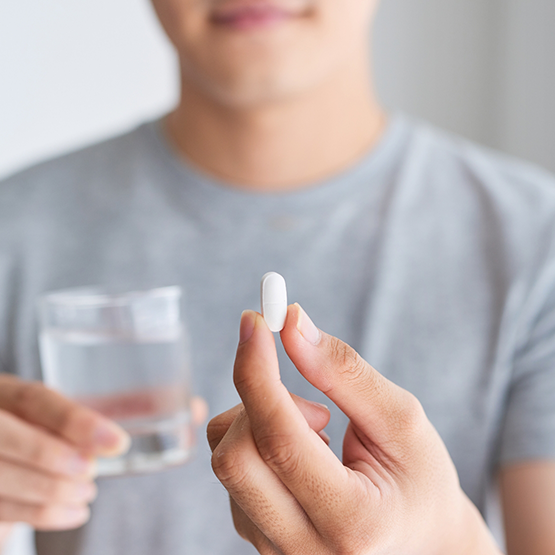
left=165, top=51, right=385, bottom=192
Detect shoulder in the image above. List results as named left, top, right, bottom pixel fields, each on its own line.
left=0, top=120, right=165, bottom=248
left=402, top=116, right=555, bottom=257
left=404, top=116, right=555, bottom=221
left=389, top=116, right=555, bottom=300
left=0, top=120, right=157, bottom=212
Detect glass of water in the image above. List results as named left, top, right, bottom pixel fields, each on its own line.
left=38, top=286, right=194, bottom=476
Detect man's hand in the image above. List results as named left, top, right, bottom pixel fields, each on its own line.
left=0, top=375, right=130, bottom=534
left=0, top=374, right=209, bottom=545
left=208, top=304, right=502, bottom=555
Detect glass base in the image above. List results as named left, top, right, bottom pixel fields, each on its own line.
left=97, top=411, right=194, bottom=476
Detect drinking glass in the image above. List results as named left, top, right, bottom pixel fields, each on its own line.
left=38, top=286, right=194, bottom=476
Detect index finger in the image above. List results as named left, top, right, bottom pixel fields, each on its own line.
left=280, top=304, right=428, bottom=455
left=0, top=375, right=129, bottom=456
left=233, top=311, right=369, bottom=529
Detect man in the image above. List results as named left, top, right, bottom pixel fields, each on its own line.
left=0, top=0, right=554, bottom=553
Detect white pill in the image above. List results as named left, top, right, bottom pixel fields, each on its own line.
left=260, top=272, right=288, bottom=332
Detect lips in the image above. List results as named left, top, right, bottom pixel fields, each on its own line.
left=210, top=1, right=307, bottom=30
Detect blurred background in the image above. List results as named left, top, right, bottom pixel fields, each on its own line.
left=0, top=0, right=553, bottom=553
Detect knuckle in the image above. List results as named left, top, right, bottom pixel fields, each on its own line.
left=206, top=417, right=221, bottom=439
left=28, top=437, right=55, bottom=469
left=13, top=381, right=45, bottom=414
left=390, top=391, right=426, bottom=441
left=397, top=392, right=425, bottom=431
left=206, top=418, right=230, bottom=451
left=232, top=369, right=262, bottom=400
left=257, top=433, right=300, bottom=476
left=211, top=445, right=249, bottom=489
left=330, top=339, right=368, bottom=384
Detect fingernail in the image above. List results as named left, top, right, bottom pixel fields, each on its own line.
left=87, top=458, right=99, bottom=479
left=93, top=421, right=131, bottom=454
left=75, top=481, right=98, bottom=502
left=308, top=400, right=329, bottom=411
left=239, top=310, right=256, bottom=345
left=66, top=454, right=95, bottom=476
left=295, top=303, right=321, bottom=345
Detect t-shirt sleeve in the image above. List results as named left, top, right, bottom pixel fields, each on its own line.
left=499, top=259, right=555, bottom=465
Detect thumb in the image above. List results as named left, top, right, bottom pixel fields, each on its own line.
left=280, top=303, right=426, bottom=452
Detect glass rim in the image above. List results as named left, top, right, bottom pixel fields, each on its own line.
left=39, top=285, right=182, bottom=308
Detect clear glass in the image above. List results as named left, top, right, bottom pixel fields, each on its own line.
left=38, top=286, right=194, bottom=476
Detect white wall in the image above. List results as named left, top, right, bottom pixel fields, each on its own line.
left=495, top=0, right=555, bottom=169
left=373, top=0, right=555, bottom=173
left=374, top=0, right=500, bottom=146
left=0, top=0, right=178, bottom=180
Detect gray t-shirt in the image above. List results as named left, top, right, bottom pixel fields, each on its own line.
left=1, top=114, right=555, bottom=555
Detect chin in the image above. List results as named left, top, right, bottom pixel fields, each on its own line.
left=153, top=0, right=376, bottom=107
left=180, top=43, right=337, bottom=108
left=185, top=69, right=314, bottom=108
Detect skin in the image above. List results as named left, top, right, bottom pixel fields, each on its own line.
left=0, top=374, right=207, bottom=550
left=500, top=462, right=555, bottom=555
left=209, top=306, right=503, bottom=554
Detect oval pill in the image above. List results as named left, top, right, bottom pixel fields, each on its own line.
left=260, top=272, right=287, bottom=332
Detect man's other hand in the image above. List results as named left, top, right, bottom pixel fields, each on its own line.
left=0, top=375, right=208, bottom=541
left=0, top=375, right=130, bottom=533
